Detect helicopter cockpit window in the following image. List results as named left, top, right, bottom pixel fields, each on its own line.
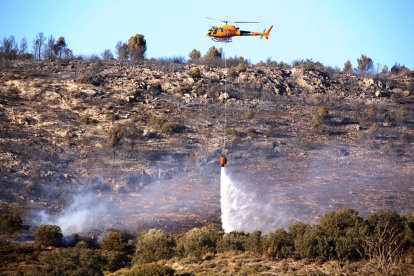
left=219, top=28, right=223, bottom=32
left=212, top=28, right=217, bottom=34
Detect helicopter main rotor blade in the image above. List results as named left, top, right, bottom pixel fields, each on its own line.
left=233, top=21, right=260, bottom=24
left=206, top=17, right=259, bottom=24
left=205, top=17, right=228, bottom=23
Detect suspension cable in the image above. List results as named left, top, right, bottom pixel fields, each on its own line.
left=222, top=44, right=228, bottom=154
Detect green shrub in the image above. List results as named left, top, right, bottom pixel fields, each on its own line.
left=0, top=213, right=22, bottom=235
left=264, top=228, right=293, bottom=259
left=244, top=230, right=263, bottom=254
left=288, top=222, right=310, bottom=259
left=101, top=231, right=128, bottom=252
left=318, top=209, right=364, bottom=260
left=100, top=250, right=129, bottom=272
left=35, top=224, right=63, bottom=247
left=149, top=116, right=181, bottom=135
left=34, top=247, right=104, bottom=275
left=301, top=225, right=330, bottom=260
left=129, top=263, right=174, bottom=276
left=217, top=231, right=247, bottom=252
left=177, top=227, right=217, bottom=259
left=134, top=229, right=175, bottom=264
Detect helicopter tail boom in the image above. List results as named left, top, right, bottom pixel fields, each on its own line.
left=238, top=25, right=273, bottom=39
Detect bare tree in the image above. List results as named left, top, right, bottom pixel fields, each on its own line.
left=1, top=35, right=18, bottom=60
left=115, top=41, right=128, bottom=61
left=19, top=37, right=28, bottom=54
left=63, top=48, right=73, bottom=60
left=33, top=32, right=46, bottom=60
left=101, top=49, right=114, bottom=61
left=363, top=212, right=407, bottom=275
left=44, top=35, right=56, bottom=60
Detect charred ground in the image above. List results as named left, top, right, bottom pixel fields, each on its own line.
left=0, top=60, right=414, bottom=232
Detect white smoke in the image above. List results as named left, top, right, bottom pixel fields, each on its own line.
left=220, top=167, right=289, bottom=233
left=32, top=192, right=110, bottom=235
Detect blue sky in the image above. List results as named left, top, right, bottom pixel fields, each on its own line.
left=1, top=0, right=413, bottom=68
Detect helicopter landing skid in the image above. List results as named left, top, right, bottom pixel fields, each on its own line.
left=211, top=37, right=232, bottom=43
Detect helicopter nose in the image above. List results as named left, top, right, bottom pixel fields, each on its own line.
left=206, top=31, right=211, bottom=36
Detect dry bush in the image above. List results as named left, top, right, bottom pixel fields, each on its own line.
left=79, top=115, right=98, bottom=125
left=368, top=123, right=379, bottom=133
left=173, top=84, right=192, bottom=95
left=0, top=213, right=22, bottom=235
left=363, top=211, right=407, bottom=274
left=240, top=264, right=270, bottom=274
left=108, top=125, right=122, bottom=146
left=280, top=259, right=289, bottom=273
left=226, top=67, right=237, bottom=77
left=312, top=106, right=329, bottom=128
left=235, top=61, right=247, bottom=73
left=245, top=108, right=254, bottom=119
left=396, top=106, right=407, bottom=122
left=366, top=104, right=377, bottom=121
left=128, top=263, right=174, bottom=275
left=187, top=67, right=202, bottom=78
left=192, top=83, right=207, bottom=96
left=75, top=72, right=103, bottom=86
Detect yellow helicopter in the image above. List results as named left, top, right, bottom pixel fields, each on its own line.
left=206, top=17, right=273, bottom=43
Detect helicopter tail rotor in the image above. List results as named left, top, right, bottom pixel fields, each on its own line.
left=264, top=25, right=273, bottom=40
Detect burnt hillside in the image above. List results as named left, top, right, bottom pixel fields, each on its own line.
left=0, top=60, right=413, bottom=232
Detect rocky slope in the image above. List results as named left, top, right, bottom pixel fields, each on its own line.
left=0, top=60, right=413, bottom=232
